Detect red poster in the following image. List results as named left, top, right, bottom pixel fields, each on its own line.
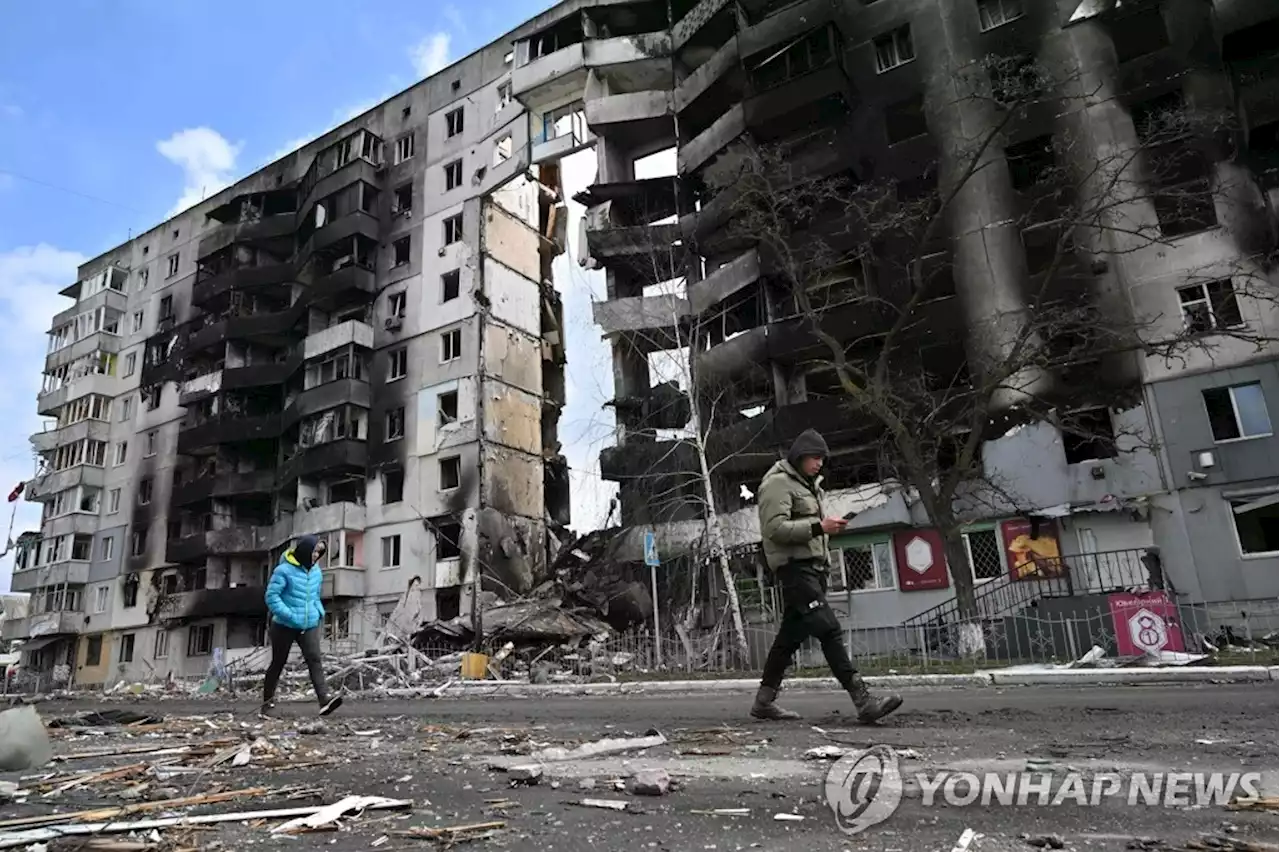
left=1108, top=591, right=1185, bottom=656
left=892, top=529, right=950, bottom=592
left=1000, top=518, right=1066, bottom=581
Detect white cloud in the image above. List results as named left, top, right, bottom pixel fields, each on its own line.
left=156, top=127, right=242, bottom=217
left=0, top=244, right=87, bottom=592
left=410, top=32, right=452, bottom=78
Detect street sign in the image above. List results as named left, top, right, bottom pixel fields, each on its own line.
left=643, top=531, right=660, bottom=567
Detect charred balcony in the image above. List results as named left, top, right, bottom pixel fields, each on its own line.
left=301, top=236, right=379, bottom=313
left=165, top=525, right=274, bottom=565
left=297, top=180, right=382, bottom=270
left=192, top=246, right=294, bottom=312
left=279, top=437, right=367, bottom=487
left=177, top=393, right=286, bottom=455
left=177, top=350, right=304, bottom=407
left=298, top=129, right=386, bottom=217
left=178, top=300, right=302, bottom=359
left=741, top=25, right=853, bottom=141
left=196, top=213, right=296, bottom=266
left=161, top=585, right=269, bottom=622
left=170, top=467, right=276, bottom=508
left=599, top=438, right=699, bottom=483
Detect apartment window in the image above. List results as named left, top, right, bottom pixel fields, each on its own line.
left=108, top=488, right=121, bottom=513
left=446, top=107, right=464, bottom=138
left=142, top=385, right=161, bottom=411
left=885, top=95, right=928, bottom=144
left=131, top=528, right=146, bottom=556
left=388, top=348, right=408, bottom=380
left=100, top=536, right=114, bottom=562
left=384, top=469, right=404, bottom=504
left=394, top=134, right=415, bottom=164
left=123, top=352, right=137, bottom=377
left=433, top=519, right=462, bottom=560
left=94, top=585, right=110, bottom=613
left=442, top=270, right=461, bottom=302
left=165, top=253, right=179, bottom=278
left=444, top=158, right=464, bottom=191
left=85, top=636, right=103, bottom=666
left=123, top=575, right=139, bottom=608
left=138, top=478, right=153, bottom=505
left=132, top=311, right=144, bottom=333
left=978, top=0, right=1023, bottom=31
left=873, top=26, right=915, bottom=73
left=114, top=441, right=128, bottom=466
left=1229, top=494, right=1279, bottom=556
left=386, top=406, right=405, bottom=441
left=1113, top=6, right=1169, bottom=64
left=439, top=456, right=461, bottom=491
left=1203, top=383, right=1272, bottom=442
left=438, top=390, right=459, bottom=427
left=381, top=534, right=402, bottom=569
left=187, top=624, right=214, bottom=656
left=145, top=430, right=158, bottom=457
left=494, top=134, right=513, bottom=165
left=153, top=630, right=169, bottom=659
left=496, top=82, right=512, bottom=112
left=393, top=236, right=411, bottom=267
left=118, top=633, right=135, bottom=663
left=828, top=539, right=896, bottom=592
left=1062, top=407, right=1118, bottom=463
left=393, top=183, right=413, bottom=215
left=119, top=396, right=133, bottom=422
left=441, top=329, right=462, bottom=362
left=389, top=291, right=407, bottom=318
left=71, top=535, right=92, bottom=561
left=443, top=214, right=463, bottom=245
left=1177, top=279, right=1243, bottom=334
left=136, top=267, right=149, bottom=290
left=324, top=610, right=351, bottom=641
left=1006, top=135, right=1056, bottom=192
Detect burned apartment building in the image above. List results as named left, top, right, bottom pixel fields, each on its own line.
left=5, top=26, right=574, bottom=686
left=552, top=0, right=1276, bottom=640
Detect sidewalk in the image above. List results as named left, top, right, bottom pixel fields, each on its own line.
left=399, top=663, right=1279, bottom=699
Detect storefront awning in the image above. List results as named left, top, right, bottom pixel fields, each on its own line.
left=15, top=635, right=61, bottom=653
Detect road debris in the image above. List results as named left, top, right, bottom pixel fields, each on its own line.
left=627, top=768, right=671, bottom=796
left=508, top=765, right=544, bottom=785
left=571, top=798, right=644, bottom=813
left=527, top=731, right=667, bottom=762
left=1023, top=834, right=1066, bottom=849
left=392, top=821, right=507, bottom=843
left=272, top=795, right=411, bottom=834
left=1225, top=795, right=1279, bottom=812
left=0, top=706, right=52, bottom=772
left=952, top=828, right=982, bottom=851
left=691, top=808, right=750, bottom=817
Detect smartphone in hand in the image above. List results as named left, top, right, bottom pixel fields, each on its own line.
left=842, top=511, right=858, bottom=521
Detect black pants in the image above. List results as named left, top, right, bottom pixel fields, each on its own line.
left=262, top=622, right=329, bottom=704
left=760, top=562, right=857, bottom=691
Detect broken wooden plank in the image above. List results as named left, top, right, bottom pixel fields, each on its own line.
left=0, top=786, right=271, bottom=830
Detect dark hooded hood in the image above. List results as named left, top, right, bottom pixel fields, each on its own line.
left=786, top=428, right=829, bottom=477
left=291, top=534, right=319, bottom=569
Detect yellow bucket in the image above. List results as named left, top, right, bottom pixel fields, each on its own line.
left=460, top=652, right=489, bottom=680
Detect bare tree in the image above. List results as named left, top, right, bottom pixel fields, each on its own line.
left=703, top=54, right=1277, bottom=656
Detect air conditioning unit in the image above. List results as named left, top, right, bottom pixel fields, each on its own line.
left=384, top=317, right=403, bottom=331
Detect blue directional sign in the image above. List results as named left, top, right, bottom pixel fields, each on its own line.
left=643, top=531, right=660, bottom=567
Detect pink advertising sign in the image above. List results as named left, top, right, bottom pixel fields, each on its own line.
left=1108, top=590, right=1185, bottom=656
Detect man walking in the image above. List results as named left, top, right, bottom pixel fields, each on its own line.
left=261, top=534, right=343, bottom=718
left=751, top=428, right=903, bottom=723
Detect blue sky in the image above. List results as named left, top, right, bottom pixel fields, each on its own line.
left=0, top=0, right=627, bottom=590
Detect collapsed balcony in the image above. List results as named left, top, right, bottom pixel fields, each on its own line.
left=170, top=466, right=276, bottom=508
left=160, top=585, right=270, bottom=622
left=191, top=244, right=294, bottom=312
left=301, top=235, right=379, bottom=313
left=279, top=405, right=369, bottom=486
left=177, top=391, right=286, bottom=454
left=165, top=525, right=275, bottom=565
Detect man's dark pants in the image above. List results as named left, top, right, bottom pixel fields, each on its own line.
left=760, top=560, right=857, bottom=690
left=262, top=621, right=329, bottom=703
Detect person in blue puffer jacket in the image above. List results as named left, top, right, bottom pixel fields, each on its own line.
left=261, top=534, right=343, bottom=718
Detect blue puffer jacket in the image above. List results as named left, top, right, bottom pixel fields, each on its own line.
left=265, top=534, right=325, bottom=631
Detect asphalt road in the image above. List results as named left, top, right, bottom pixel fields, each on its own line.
left=5, top=683, right=1277, bottom=852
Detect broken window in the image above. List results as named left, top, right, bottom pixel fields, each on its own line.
left=977, top=0, right=1023, bottom=31
left=750, top=26, right=838, bottom=91
left=1061, top=407, right=1118, bottom=463
left=118, top=633, right=135, bottom=663
left=393, top=235, right=411, bottom=267
left=1177, top=279, right=1243, bottom=334
left=1006, top=134, right=1056, bottom=192
left=392, top=183, right=413, bottom=215
left=187, top=625, right=214, bottom=657
left=386, top=406, right=405, bottom=441
left=381, top=535, right=401, bottom=568
left=138, top=478, right=153, bottom=506
left=446, top=108, right=464, bottom=138
left=441, top=270, right=461, bottom=302
left=388, top=348, right=408, bottom=380
left=383, top=469, right=404, bottom=504
left=440, top=328, right=462, bottom=361
left=1112, top=7, right=1169, bottom=63
left=1229, top=494, right=1279, bottom=556
left=166, top=254, right=179, bottom=278
left=443, top=214, right=463, bottom=245
left=434, top=520, right=462, bottom=560
left=85, top=636, right=103, bottom=665
left=394, top=134, right=415, bottom=164
left=885, top=94, right=928, bottom=144
left=438, top=456, right=461, bottom=491
left=494, top=134, right=513, bottom=165
left=829, top=540, right=896, bottom=591
left=1202, top=383, right=1271, bottom=442
left=873, top=26, right=914, bottom=73
left=122, top=575, right=138, bottom=608
left=444, top=159, right=463, bottom=191
left=496, top=82, right=512, bottom=113
left=438, top=390, right=459, bottom=427
left=436, top=587, right=461, bottom=621
left=324, top=611, right=351, bottom=641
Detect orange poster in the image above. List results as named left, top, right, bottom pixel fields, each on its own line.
left=1000, top=519, right=1066, bottom=580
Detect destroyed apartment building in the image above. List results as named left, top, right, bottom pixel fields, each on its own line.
left=5, top=0, right=1278, bottom=686
left=6, top=24, right=577, bottom=687
left=564, top=0, right=1276, bottom=656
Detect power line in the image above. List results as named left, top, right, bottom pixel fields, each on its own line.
left=0, top=168, right=145, bottom=214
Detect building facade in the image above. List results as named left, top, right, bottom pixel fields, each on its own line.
left=559, top=0, right=1276, bottom=635
left=5, top=21, right=576, bottom=686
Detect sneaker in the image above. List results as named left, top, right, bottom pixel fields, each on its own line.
left=258, top=701, right=278, bottom=719
left=318, top=694, right=344, bottom=717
